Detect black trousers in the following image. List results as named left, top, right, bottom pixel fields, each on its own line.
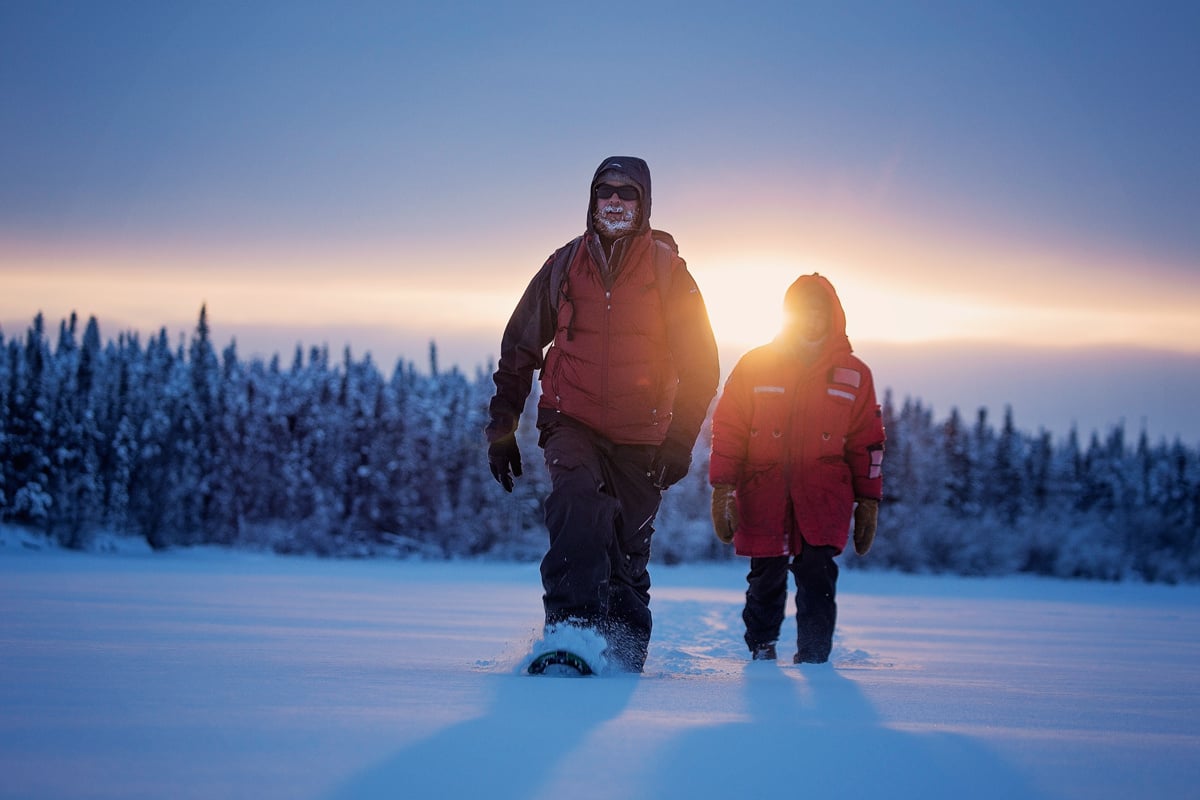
left=743, top=544, right=840, bottom=663
left=538, top=417, right=662, bottom=671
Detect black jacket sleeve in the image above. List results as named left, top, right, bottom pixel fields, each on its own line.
left=487, top=254, right=559, bottom=439
left=662, top=259, right=720, bottom=452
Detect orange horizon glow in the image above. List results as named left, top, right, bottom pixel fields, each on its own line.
left=3, top=230, right=1200, bottom=360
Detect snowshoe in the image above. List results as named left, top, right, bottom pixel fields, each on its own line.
left=528, top=649, right=593, bottom=677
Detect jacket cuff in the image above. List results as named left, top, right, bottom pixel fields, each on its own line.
left=485, top=413, right=517, bottom=443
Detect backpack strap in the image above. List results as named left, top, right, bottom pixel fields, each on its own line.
left=548, top=235, right=583, bottom=340
left=650, top=229, right=678, bottom=308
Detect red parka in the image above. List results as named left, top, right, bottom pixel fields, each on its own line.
left=709, top=274, right=884, bottom=556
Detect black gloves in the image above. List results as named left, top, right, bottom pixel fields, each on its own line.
left=488, top=436, right=521, bottom=492
left=649, top=436, right=693, bottom=490
left=486, top=415, right=522, bottom=493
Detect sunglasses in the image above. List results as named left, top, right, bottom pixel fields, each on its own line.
left=594, top=183, right=639, bottom=201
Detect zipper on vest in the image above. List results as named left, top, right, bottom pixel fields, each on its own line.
left=601, top=288, right=612, bottom=427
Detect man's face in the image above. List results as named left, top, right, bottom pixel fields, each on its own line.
left=786, top=296, right=830, bottom=343
left=592, top=177, right=640, bottom=238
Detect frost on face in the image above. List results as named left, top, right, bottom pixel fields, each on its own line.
left=592, top=203, right=638, bottom=238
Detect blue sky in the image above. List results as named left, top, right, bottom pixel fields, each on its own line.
left=2, top=1, right=1199, bottom=439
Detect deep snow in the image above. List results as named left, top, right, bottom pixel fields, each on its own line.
left=2, top=534, right=1198, bottom=800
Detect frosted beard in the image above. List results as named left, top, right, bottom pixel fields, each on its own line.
left=592, top=203, right=639, bottom=239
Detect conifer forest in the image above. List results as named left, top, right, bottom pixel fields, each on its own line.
left=3, top=309, right=1198, bottom=583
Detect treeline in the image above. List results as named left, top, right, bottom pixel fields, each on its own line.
left=2, top=310, right=1198, bottom=583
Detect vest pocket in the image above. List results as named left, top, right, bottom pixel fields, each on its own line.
left=541, top=346, right=563, bottom=408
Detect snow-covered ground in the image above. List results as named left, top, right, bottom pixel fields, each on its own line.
left=2, top=535, right=1198, bottom=800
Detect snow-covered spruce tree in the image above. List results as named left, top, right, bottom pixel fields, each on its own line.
left=439, top=364, right=503, bottom=557
left=122, top=328, right=181, bottom=549
left=272, top=346, right=340, bottom=553
left=1026, top=428, right=1053, bottom=513
left=397, top=350, right=452, bottom=554
left=854, top=394, right=943, bottom=573
left=908, top=406, right=977, bottom=574
left=94, top=333, right=137, bottom=536
left=993, top=406, right=1025, bottom=526
left=44, top=314, right=105, bottom=548
left=6, top=315, right=55, bottom=528
left=206, top=339, right=250, bottom=545
left=176, top=305, right=223, bottom=544
left=1018, top=428, right=1059, bottom=574
left=366, top=361, right=427, bottom=553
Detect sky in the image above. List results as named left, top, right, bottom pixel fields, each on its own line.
left=3, top=535, right=1199, bottom=799
left=3, top=1, right=1199, bottom=440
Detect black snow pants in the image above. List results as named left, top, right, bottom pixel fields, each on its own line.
left=538, top=415, right=662, bottom=672
left=743, top=543, right=840, bottom=663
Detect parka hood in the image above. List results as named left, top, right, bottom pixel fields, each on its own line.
left=587, top=155, right=652, bottom=237
left=780, top=273, right=852, bottom=354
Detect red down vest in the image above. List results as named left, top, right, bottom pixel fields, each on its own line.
left=538, top=231, right=678, bottom=445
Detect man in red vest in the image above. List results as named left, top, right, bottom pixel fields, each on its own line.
left=487, top=156, right=719, bottom=672
left=709, top=274, right=885, bottom=663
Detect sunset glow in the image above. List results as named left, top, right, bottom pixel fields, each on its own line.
left=3, top=3, right=1198, bottom=440
left=6, top=238, right=1198, bottom=364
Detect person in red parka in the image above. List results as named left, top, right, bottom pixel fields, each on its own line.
left=709, top=273, right=884, bottom=663
left=487, top=156, right=719, bottom=672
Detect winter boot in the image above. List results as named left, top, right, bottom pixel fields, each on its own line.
left=752, top=643, right=778, bottom=661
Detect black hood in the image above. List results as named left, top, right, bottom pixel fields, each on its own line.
left=587, top=155, right=652, bottom=236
